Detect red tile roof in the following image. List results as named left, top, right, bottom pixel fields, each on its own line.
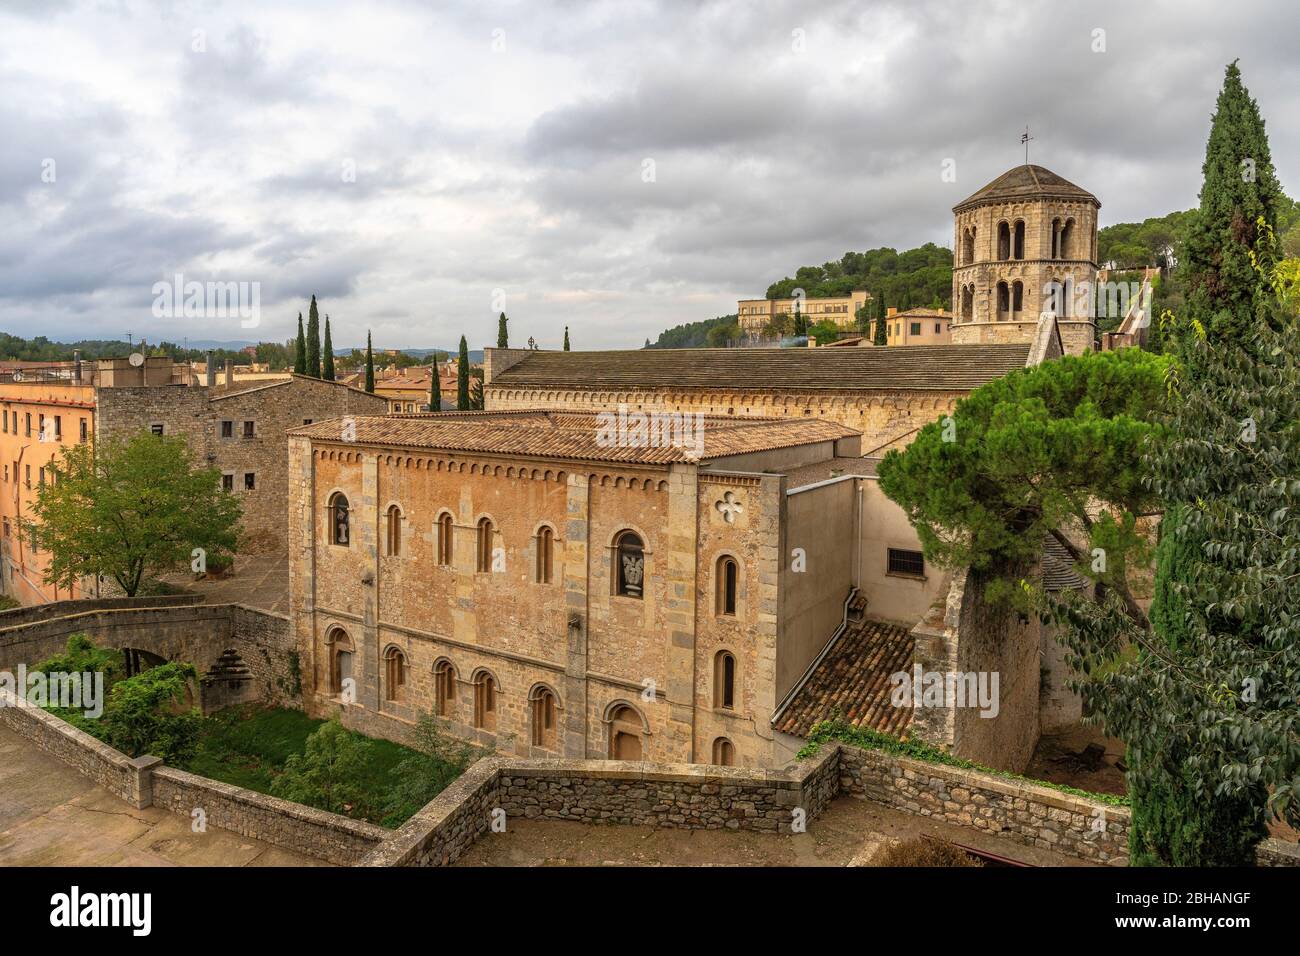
left=773, top=601, right=913, bottom=738
left=288, top=409, right=858, bottom=465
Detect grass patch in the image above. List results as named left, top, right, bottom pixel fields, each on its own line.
left=183, top=705, right=472, bottom=828
left=799, top=718, right=1129, bottom=807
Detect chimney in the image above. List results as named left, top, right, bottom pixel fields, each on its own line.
left=73, top=349, right=82, bottom=384
left=887, top=307, right=898, bottom=317
left=205, top=351, right=214, bottom=387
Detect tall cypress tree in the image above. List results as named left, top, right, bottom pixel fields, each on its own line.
left=364, top=332, right=375, bottom=393
left=293, top=313, right=307, bottom=374
left=563, top=327, right=570, bottom=351
left=456, top=336, right=470, bottom=411
left=306, top=295, right=321, bottom=378
left=428, top=363, right=439, bottom=411
left=321, top=316, right=335, bottom=381
left=873, top=291, right=889, bottom=345
left=497, top=312, right=508, bottom=348
left=1182, top=60, right=1283, bottom=344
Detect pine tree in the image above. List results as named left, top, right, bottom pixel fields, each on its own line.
left=321, top=317, right=335, bottom=381
left=456, top=336, right=470, bottom=411
left=306, top=295, right=321, bottom=378
left=497, top=313, right=508, bottom=349
left=428, top=363, right=439, bottom=411
left=364, top=332, right=375, bottom=393
left=873, top=291, right=888, bottom=345
left=294, top=313, right=307, bottom=374
left=1182, top=60, right=1284, bottom=343
left=563, top=327, right=570, bottom=351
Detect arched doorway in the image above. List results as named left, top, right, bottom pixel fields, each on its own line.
left=608, top=703, right=644, bottom=760
left=326, top=627, right=354, bottom=698
left=122, top=647, right=166, bottom=677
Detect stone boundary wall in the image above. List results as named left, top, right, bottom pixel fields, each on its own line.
left=361, top=747, right=843, bottom=867
left=836, top=742, right=1129, bottom=864
left=0, top=688, right=156, bottom=809
left=151, top=767, right=386, bottom=865
left=0, top=594, right=202, bottom=629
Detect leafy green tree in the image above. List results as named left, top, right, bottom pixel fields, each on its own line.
left=99, top=662, right=203, bottom=764
left=27, top=434, right=241, bottom=597
left=873, top=291, right=888, bottom=345
left=293, top=314, right=307, bottom=374
left=456, top=336, right=470, bottom=411
left=705, top=321, right=740, bottom=348
left=563, top=326, right=570, bottom=351
left=381, top=712, right=476, bottom=826
left=877, top=348, right=1169, bottom=624
left=271, top=717, right=374, bottom=817
left=364, top=332, right=375, bottom=393
left=809, top=319, right=841, bottom=345
left=33, top=634, right=123, bottom=689
left=1182, top=61, right=1284, bottom=343
left=648, top=314, right=738, bottom=349
left=497, top=312, right=508, bottom=348
left=306, top=295, right=321, bottom=378
left=322, top=317, right=336, bottom=381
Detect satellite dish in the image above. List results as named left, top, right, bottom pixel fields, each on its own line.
left=128, top=352, right=145, bottom=367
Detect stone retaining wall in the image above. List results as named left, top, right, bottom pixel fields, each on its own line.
left=0, top=689, right=156, bottom=808
left=836, top=742, right=1129, bottom=864
left=151, top=767, right=386, bottom=865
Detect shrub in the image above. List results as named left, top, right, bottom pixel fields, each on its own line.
left=98, top=662, right=203, bottom=764
left=875, top=837, right=984, bottom=867
left=381, top=712, right=477, bottom=826
left=271, top=717, right=375, bottom=818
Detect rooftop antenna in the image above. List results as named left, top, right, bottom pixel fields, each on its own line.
left=1021, top=125, right=1034, bottom=165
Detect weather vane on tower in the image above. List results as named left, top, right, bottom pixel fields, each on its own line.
left=1021, top=125, right=1034, bottom=164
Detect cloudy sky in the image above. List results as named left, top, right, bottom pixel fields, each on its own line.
left=1, top=0, right=1295, bottom=352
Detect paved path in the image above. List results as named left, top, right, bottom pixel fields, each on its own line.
left=453, top=793, right=1099, bottom=867
left=0, top=725, right=323, bottom=866
left=161, top=552, right=288, bottom=614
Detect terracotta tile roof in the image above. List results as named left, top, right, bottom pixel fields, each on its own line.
left=490, top=344, right=1029, bottom=392
left=773, top=602, right=913, bottom=738
left=953, top=163, right=1099, bottom=213
left=287, top=409, right=858, bottom=465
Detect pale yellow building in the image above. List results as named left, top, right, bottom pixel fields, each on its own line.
left=738, top=290, right=870, bottom=337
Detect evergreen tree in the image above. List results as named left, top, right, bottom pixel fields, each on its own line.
left=456, top=336, right=470, bottom=411
left=322, top=317, right=335, bottom=381
left=306, top=295, right=321, bottom=378
left=1182, top=60, right=1284, bottom=343
left=792, top=303, right=806, bottom=337
left=497, top=312, right=508, bottom=348
left=563, top=327, right=570, bottom=351
left=294, top=313, right=307, bottom=374
left=873, top=291, right=888, bottom=345
left=429, top=363, right=439, bottom=411
left=469, top=375, right=484, bottom=410
left=364, top=332, right=375, bottom=393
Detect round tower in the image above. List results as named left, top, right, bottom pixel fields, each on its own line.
left=950, top=164, right=1099, bottom=355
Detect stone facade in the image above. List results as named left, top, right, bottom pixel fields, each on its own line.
left=95, top=375, right=387, bottom=553
left=951, top=165, right=1099, bottom=356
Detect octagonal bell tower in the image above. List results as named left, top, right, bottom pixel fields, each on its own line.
left=950, top=164, right=1100, bottom=355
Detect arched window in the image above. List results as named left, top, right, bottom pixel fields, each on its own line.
left=530, top=685, right=558, bottom=749
left=1013, top=219, right=1025, bottom=260
left=712, top=737, right=735, bottom=766
left=716, top=556, right=738, bottom=616
left=536, top=525, right=554, bottom=584
left=961, top=227, right=975, bottom=265
left=383, top=646, right=406, bottom=702
left=1012, top=280, right=1024, bottom=314
left=714, top=650, right=736, bottom=710
left=472, top=670, right=497, bottom=730
left=329, top=493, right=350, bottom=546
left=997, top=221, right=1011, bottom=261
left=386, top=505, right=402, bottom=556
left=961, top=284, right=974, bottom=322
left=328, top=628, right=353, bottom=696
left=1051, top=217, right=1062, bottom=258
left=436, top=513, right=453, bottom=566
left=434, top=659, right=456, bottom=716
left=608, top=704, right=644, bottom=760
left=476, top=517, right=494, bottom=572
left=996, top=281, right=1010, bottom=320
left=614, top=530, right=644, bottom=598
